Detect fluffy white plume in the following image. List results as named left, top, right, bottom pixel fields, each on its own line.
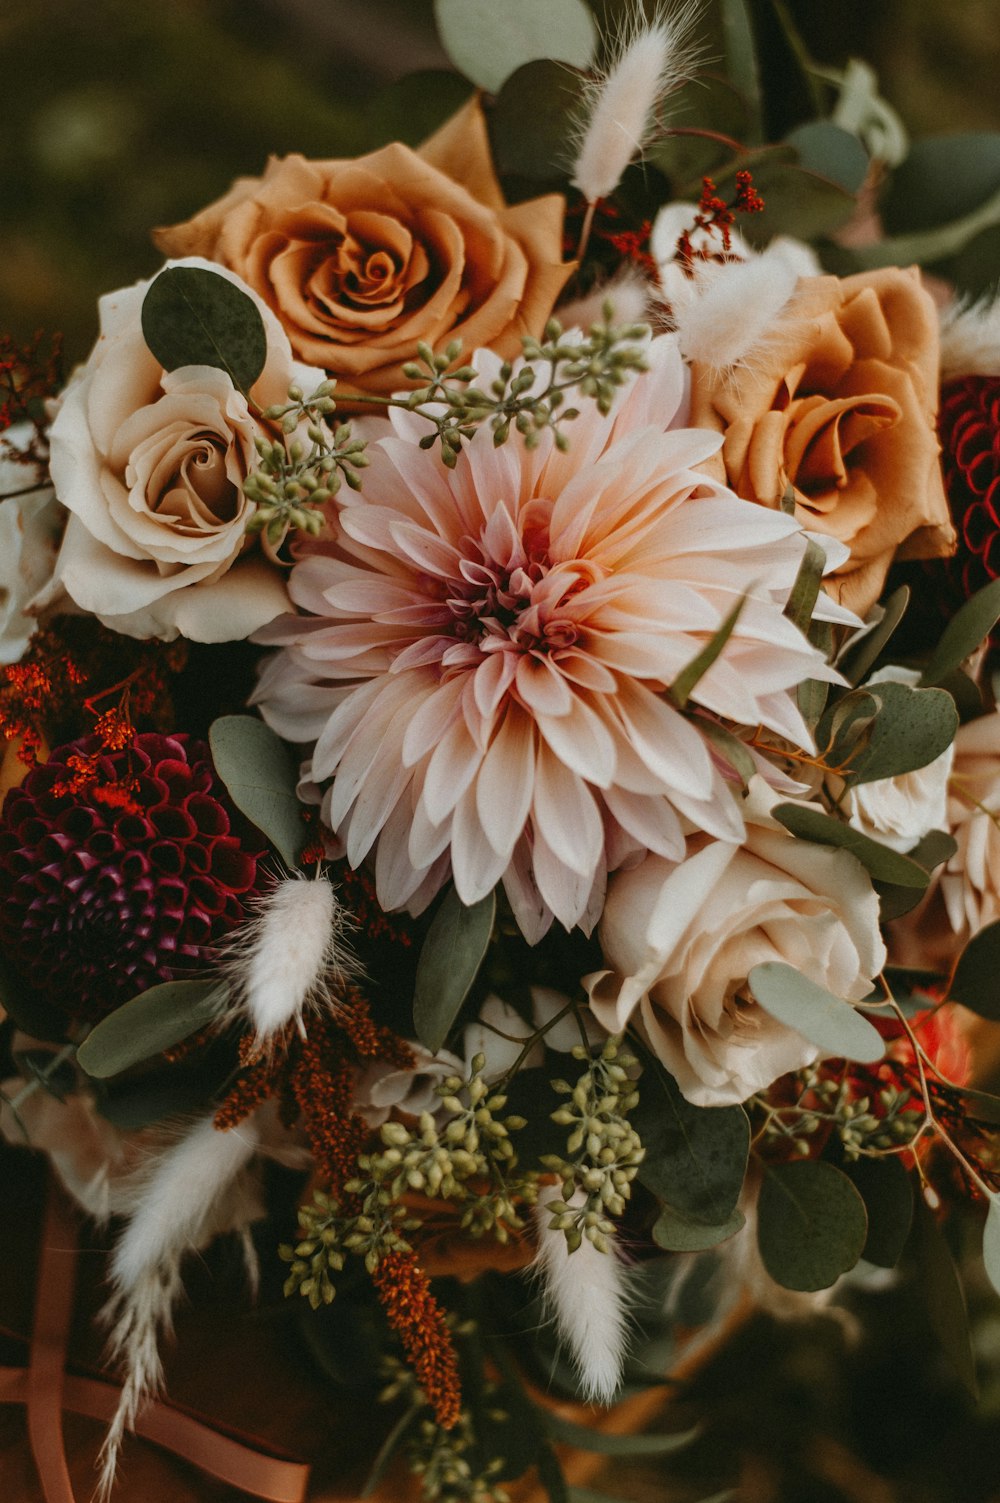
left=221, top=873, right=356, bottom=1046
left=532, top=1186, right=630, bottom=1404
left=96, top=1114, right=262, bottom=1500
left=671, top=252, right=805, bottom=374
left=571, top=1, right=701, bottom=207
left=940, top=293, right=1000, bottom=381
left=555, top=267, right=653, bottom=336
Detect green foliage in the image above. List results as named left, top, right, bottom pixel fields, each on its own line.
left=208, top=714, right=305, bottom=869
left=785, top=121, right=870, bottom=193
left=920, top=578, right=1000, bottom=687
left=837, top=586, right=911, bottom=686
left=433, top=0, right=595, bottom=96
left=783, top=538, right=826, bottom=636
left=747, top=962, right=885, bottom=1064
left=949, top=920, right=1000, bottom=1022
left=75, top=977, right=224, bottom=1079
left=366, top=71, right=474, bottom=151
left=489, top=61, right=586, bottom=181
left=719, top=0, right=763, bottom=144
left=840, top=682, right=958, bottom=788
left=543, top=1411, right=699, bottom=1457
left=757, top=1160, right=868, bottom=1292
left=631, top=1050, right=749, bottom=1224
left=140, top=265, right=267, bottom=393
left=846, top=1155, right=914, bottom=1269
left=771, top=803, right=931, bottom=888
left=882, top=132, right=1000, bottom=236
left=413, top=886, right=496, bottom=1053
left=670, top=597, right=747, bottom=710
left=652, top=1204, right=746, bottom=1253
left=912, top=1193, right=978, bottom=1397
left=245, top=381, right=368, bottom=549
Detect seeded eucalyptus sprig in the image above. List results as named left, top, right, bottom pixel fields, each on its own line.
left=540, top=1036, right=645, bottom=1253
left=244, top=379, right=369, bottom=551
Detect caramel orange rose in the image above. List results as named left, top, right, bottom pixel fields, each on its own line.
left=689, top=266, right=956, bottom=615
left=154, top=101, right=572, bottom=400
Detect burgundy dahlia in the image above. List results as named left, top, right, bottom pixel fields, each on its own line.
left=0, top=732, right=265, bottom=1020
left=940, top=374, right=1000, bottom=598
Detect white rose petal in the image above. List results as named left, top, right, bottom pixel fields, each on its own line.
left=0, top=426, right=63, bottom=662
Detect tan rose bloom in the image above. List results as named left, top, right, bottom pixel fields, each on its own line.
left=689, top=267, right=956, bottom=616
left=154, top=101, right=572, bottom=400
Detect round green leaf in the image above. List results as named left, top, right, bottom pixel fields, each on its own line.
left=845, top=1155, right=914, bottom=1269
left=949, top=919, right=1000, bottom=1022
left=919, top=578, right=1000, bottom=688
left=843, top=683, right=958, bottom=788
left=141, top=265, right=267, bottom=393
left=757, top=1160, right=868, bottom=1292
left=209, top=714, right=304, bottom=870
left=748, top=963, right=885, bottom=1064
left=434, top=0, right=596, bottom=95
left=652, top=1204, right=746, bottom=1253
left=366, top=70, right=474, bottom=150
left=633, top=1050, right=749, bottom=1223
left=882, top=132, right=1000, bottom=236
left=413, top=885, right=495, bottom=1053
left=785, top=122, right=869, bottom=194
left=838, top=585, right=911, bottom=686
left=490, top=60, right=585, bottom=180
left=76, top=978, right=225, bottom=1080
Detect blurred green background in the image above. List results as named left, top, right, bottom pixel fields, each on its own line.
left=2, top=0, right=999, bottom=368
left=3, top=3, right=1000, bottom=1500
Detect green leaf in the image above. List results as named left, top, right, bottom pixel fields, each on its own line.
left=816, top=687, right=879, bottom=770
left=433, top=0, right=595, bottom=95
left=76, top=978, right=224, bottom=1080
left=209, top=715, right=304, bottom=869
left=836, top=181, right=1000, bottom=272
left=845, top=1155, right=914, bottom=1269
left=633, top=1050, right=749, bottom=1223
left=984, top=1194, right=1000, bottom=1301
left=719, top=0, right=762, bottom=143
left=771, top=803, right=931, bottom=888
left=695, top=718, right=757, bottom=789
left=731, top=149, right=856, bottom=245
left=843, top=682, right=958, bottom=787
left=784, top=537, right=826, bottom=635
left=949, top=920, right=1000, bottom=1022
left=412, top=885, right=495, bottom=1053
left=490, top=60, right=586, bottom=180
left=543, top=1411, right=699, bottom=1457
left=919, top=578, right=1000, bottom=687
left=838, top=585, right=911, bottom=685
left=785, top=121, right=869, bottom=194
left=0, top=952, right=70, bottom=1043
left=747, top=962, right=885, bottom=1064
left=670, top=596, right=747, bottom=710
left=366, top=71, right=474, bottom=150
left=141, top=266, right=267, bottom=394
left=882, top=133, right=1000, bottom=237
left=757, top=1160, right=868, bottom=1292
left=875, top=829, right=958, bottom=922
left=652, top=1204, right=745, bottom=1253
left=912, top=1193, right=977, bottom=1397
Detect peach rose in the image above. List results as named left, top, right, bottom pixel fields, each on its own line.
left=44, top=258, right=324, bottom=642
left=154, top=101, right=572, bottom=401
left=689, top=267, right=956, bottom=616
left=585, top=779, right=886, bottom=1107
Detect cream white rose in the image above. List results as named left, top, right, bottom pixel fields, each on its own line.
left=0, top=427, right=62, bottom=662
left=841, top=666, right=955, bottom=853
left=45, top=258, right=324, bottom=643
left=585, top=779, right=886, bottom=1107
left=939, top=708, right=1000, bottom=937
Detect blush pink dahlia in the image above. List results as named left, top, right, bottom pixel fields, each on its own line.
left=253, top=336, right=847, bottom=940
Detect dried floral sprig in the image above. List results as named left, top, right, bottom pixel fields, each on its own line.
left=0, top=329, right=64, bottom=484
left=540, top=1036, right=645, bottom=1253
left=380, top=1356, right=510, bottom=1503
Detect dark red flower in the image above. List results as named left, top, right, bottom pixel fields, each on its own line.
left=940, top=374, right=1000, bottom=597
left=0, top=732, right=265, bottom=1020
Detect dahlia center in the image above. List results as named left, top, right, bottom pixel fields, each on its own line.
left=445, top=555, right=578, bottom=655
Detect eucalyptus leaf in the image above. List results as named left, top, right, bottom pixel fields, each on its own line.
left=882, top=132, right=1000, bottom=236
left=785, top=122, right=869, bottom=194
left=837, top=586, right=911, bottom=685
left=366, top=71, right=473, bottom=150
left=695, top=719, right=757, bottom=789
left=747, top=962, right=884, bottom=1064
left=875, top=829, right=959, bottom=922
left=434, top=0, right=595, bottom=95
left=845, top=1155, right=914, bottom=1269
left=816, top=686, right=879, bottom=770
left=949, top=919, right=1000, bottom=1022
left=490, top=60, right=585, bottom=180
left=76, top=978, right=225, bottom=1079
left=919, top=578, right=1000, bottom=687
left=912, top=1193, right=978, bottom=1396
left=784, top=537, right=825, bottom=635
left=843, top=682, right=958, bottom=787
left=141, top=266, right=267, bottom=393
left=633, top=1050, right=749, bottom=1223
left=771, top=803, right=931, bottom=888
left=209, top=715, right=304, bottom=869
left=984, top=1195, right=1000, bottom=1301
left=757, top=1160, right=868, bottom=1292
left=835, top=183, right=1000, bottom=271
left=413, top=886, right=495, bottom=1052
left=652, top=1204, right=745, bottom=1253
left=543, top=1411, right=699, bottom=1457
left=734, top=152, right=856, bottom=246
left=670, top=597, right=746, bottom=710
left=719, top=0, right=761, bottom=143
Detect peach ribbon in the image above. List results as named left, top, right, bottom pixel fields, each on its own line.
left=0, top=1176, right=311, bottom=1502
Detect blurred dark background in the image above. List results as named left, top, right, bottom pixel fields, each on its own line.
left=2, top=2, right=1000, bottom=1500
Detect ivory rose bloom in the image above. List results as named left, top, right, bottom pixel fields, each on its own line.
left=585, top=779, right=886, bottom=1106
left=689, top=266, right=956, bottom=616
left=45, top=259, right=324, bottom=642
left=0, top=427, right=62, bottom=662
left=154, top=101, right=572, bottom=401
left=939, top=709, right=1000, bottom=938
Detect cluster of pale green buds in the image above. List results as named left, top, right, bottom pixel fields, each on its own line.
left=409, top=1414, right=509, bottom=1503
left=244, top=379, right=369, bottom=548
left=541, top=1036, right=644, bottom=1253
left=279, top=1186, right=417, bottom=1305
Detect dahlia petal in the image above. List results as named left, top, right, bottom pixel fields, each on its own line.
left=601, top=785, right=686, bottom=862
left=535, top=698, right=617, bottom=788
left=402, top=677, right=465, bottom=767
left=612, top=684, right=713, bottom=799
left=531, top=751, right=604, bottom=879
left=450, top=786, right=512, bottom=904
left=407, top=790, right=453, bottom=871
left=475, top=711, right=536, bottom=857
left=326, top=675, right=420, bottom=829
left=473, top=650, right=520, bottom=721
left=422, top=717, right=482, bottom=826
left=515, top=655, right=574, bottom=717
left=311, top=676, right=386, bottom=781
left=502, top=837, right=553, bottom=945
left=532, top=827, right=595, bottom=931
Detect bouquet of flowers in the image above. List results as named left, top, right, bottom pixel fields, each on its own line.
left=4, top=2, right=1000, bottom=1499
